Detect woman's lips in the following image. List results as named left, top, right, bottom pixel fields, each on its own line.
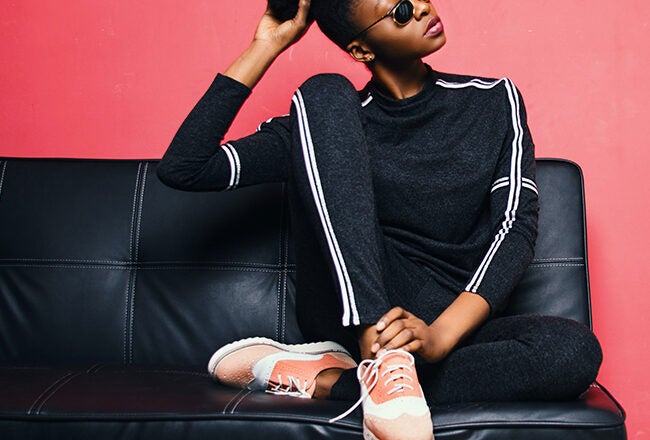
left=424, top=16, right=444, bottom=37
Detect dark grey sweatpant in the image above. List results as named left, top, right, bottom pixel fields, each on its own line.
left=286, top=74, right=602, bottom=404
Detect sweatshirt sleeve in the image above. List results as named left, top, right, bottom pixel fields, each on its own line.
left=464, top=79, right=539, bottom=315
left=157, top=73, right=291, bottom=191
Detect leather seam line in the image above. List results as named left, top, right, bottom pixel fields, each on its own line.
left=222, top=389, right=249, bottom=414
left=280, top=183, right=290, bottom=343
left=227, top=389, right=253, bottom=414
left=124, top=162, right=143, bottom=364
left=128, top=162, right=148, bottom=364
left=275, top=204, right=282, bottom=341
left=0, top=160, right=7, bottom=202
left=27, top=371, right=80, bottom=415
left=432, top=420, right=624, bottom=429
left=0, top=259, right=296, bottom=269
left=532, top=257, right=584, bottom=262
left=276, top=182, right=287, bottom=342
left=3, top=412, right=625, bottom=428
left=123, top=369, right=210, bottom=377
left=0, top=263, right=296, bottom=273
left=527, top=263, right=585, bottom=268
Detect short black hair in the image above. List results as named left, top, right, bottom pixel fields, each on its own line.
left=267, top=0, right=360, bottom=50
left=267, top=0, right=313, bottom=22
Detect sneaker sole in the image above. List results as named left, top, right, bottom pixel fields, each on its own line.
left=207, top=337, right=353, bottom=375
left=363, top=423, right=434, bottom=440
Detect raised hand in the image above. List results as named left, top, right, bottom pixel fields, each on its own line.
left=224, top=0, right=312, bottom=89
left=254, top=0, right=312, bottom=53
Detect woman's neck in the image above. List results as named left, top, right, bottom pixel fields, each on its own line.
left=369, top=60, right=429, bottom=100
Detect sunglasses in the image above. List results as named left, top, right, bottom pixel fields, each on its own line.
left=348, top=0, right=415, bottom=45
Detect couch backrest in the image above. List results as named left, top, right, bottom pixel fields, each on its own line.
left=0, top=158, right=592, bottom=367
left=506, top=159, right=592, bottom=327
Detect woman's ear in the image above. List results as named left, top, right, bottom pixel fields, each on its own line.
left=346, top=40, right=375, bottom=63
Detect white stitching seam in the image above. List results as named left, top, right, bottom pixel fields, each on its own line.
left=0, top=258, right=295, bottom=268
left=0, top=264, right=295, bottom=272
left=28, top=371, right=79, bottom=415
left=275, top=248, right=281, bottom=342
left=223, top=389, right=251, bottom=414
left=0, top=161, right=7, bottom=202
left=228, top=389, right=253, bottom=414
left=124, top=162, right=142, bottom=364
left=532, top=257, right=584, bottom=262
left=527, top=263, right=585, bottom=268
left=128, top=163, right=148, bottom=364
left=279, top=184, right=289, bottom=342
left=275, top=185, right=284, bottom=341
left=282, top=220, right=289, bottom=342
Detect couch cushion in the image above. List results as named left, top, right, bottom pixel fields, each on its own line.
left=0, top=158, right=301, bottom=366
left=0, top=365, right=626, bottom=440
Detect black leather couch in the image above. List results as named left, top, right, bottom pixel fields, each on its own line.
left=0, top=157, right=626, bottom=439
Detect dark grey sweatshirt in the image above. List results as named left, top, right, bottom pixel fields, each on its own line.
left=158, top=69, right=539, bottom=316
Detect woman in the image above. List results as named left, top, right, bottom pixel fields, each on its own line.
left=157, top=1, right=602, bottom=439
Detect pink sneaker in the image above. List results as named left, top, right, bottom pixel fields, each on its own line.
left=208, top=337, right=357, bottom=398
left=330, top=349, right=434, bottom=440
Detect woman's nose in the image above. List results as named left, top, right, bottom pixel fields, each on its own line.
left=414, top=0, right=432, bottom=20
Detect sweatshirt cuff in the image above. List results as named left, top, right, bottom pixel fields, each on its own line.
left=215, top=73, right=253, bottom=96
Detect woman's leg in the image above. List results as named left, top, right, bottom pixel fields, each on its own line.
left=418, top=315, right=603, bottom=404
left=288, top=73, right=395, bottom=338
left=329, top=315, right=602, bottom=403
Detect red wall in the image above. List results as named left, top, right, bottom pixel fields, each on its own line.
left=1, top=0, right=648, bottom=436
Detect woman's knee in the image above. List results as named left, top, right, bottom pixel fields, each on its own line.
left=532, top=316, right=603, bottom=397
left=297, top=73, right=359, bottom=106
left=558, top=317, right=602, bottom=375
left=543, top=317, right=602, bottom=365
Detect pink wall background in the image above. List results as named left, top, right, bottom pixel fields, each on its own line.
left=1, top=0, right=648, bottom=436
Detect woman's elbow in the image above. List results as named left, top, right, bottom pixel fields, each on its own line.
left=156, top=158, right=186, bottom=190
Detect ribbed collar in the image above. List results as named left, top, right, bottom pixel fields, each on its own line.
left=361, top=65, right=439, bottom=111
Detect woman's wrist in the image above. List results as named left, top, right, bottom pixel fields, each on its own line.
left=422, top=291, right=490, bottom=362
left=422, top=322, right=457, bottom=362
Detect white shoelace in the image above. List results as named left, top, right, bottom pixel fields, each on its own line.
left=329, top=350, right=415, bottom=423
left=264, top=374, right=312, bottom=399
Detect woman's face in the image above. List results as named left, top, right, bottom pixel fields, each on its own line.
left=348, top=0, right=446, bottom=63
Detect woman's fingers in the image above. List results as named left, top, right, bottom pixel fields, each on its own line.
left=293, top=0, right=311, bottom=26
left=381, top=326, right=415, bottom=351
left=373, top=319, right=407, bottom=352
left=376, top=307, right=409, bottom=331
left=373, top=307, right=425, bottom=354
left=254, top=0, right=312, bottom=52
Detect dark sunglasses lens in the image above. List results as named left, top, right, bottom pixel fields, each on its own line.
left=394, top=1, right=413, bottom=24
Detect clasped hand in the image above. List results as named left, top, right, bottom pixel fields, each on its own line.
left=371, top=307, right=455, bottom=363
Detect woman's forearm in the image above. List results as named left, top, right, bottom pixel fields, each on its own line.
left=223, top=41, right=281, bottom=89
left=427, top=291, right=491, bottom=356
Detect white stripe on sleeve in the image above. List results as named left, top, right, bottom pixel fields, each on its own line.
left=220, top=143, right=241, bottom=190
left=491, top=176, right=538, bottom=195
left=437, top=78, right=524, bottom=294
